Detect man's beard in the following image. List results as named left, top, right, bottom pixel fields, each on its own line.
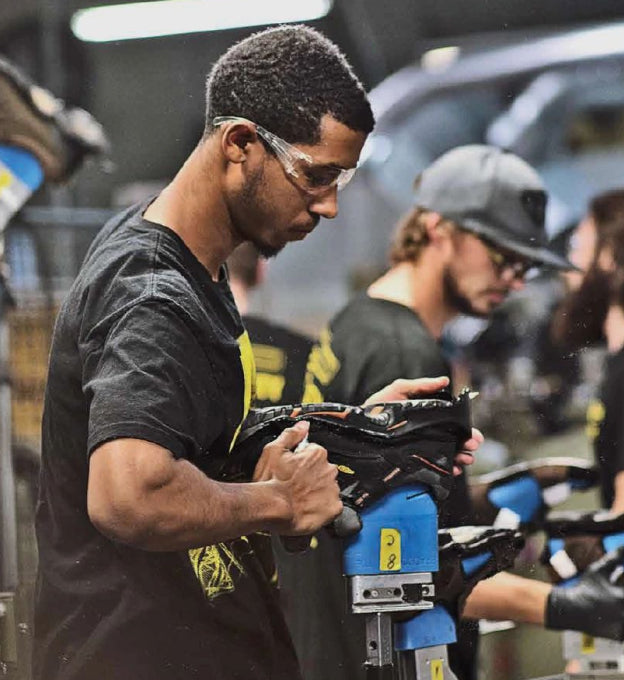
left=442, top=268, right=490, bottom=319
left=551, top=267, right=611, bottom=350
left=236, top=165, right=284, bottom=259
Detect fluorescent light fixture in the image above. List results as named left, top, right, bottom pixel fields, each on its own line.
left=71, top=0, right=333, bottom=43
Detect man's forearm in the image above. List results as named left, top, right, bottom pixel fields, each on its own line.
left=461, top=572, right=550, bottom=625
left=88, top=439, right=291, bottom=551
left=126, top=458, right=291, bottom=551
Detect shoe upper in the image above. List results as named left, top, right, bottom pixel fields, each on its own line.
left=224, top=390, right=473, bottom=508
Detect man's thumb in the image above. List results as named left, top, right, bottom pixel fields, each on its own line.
left=274, top=420, right=310, bottom=450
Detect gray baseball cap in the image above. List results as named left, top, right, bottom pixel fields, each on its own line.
left=413, top=145, right=575, bottom=271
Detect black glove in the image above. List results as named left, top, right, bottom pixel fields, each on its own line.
left=545, top=546, right=624, bottom=641
left=470, top=457, right=599, bottom=532
left=541, top=509, right=624, bottom=583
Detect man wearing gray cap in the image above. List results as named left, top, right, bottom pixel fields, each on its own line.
left=277, top=145, right=624, bottom=680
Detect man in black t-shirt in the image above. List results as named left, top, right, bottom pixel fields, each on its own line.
left=34, top=26, right=482, bottom=680
left=228, top=242, right=313, bottom=407
left=283, top=146, right=614, bottom=680
left=552, top=189, right=624, bottom=512
left=33, top=26, right=384, bottom=680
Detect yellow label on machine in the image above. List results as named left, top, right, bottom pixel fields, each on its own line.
left=430, top=659, right=444, bottom=679
left=379, top=528, right=401, bottom=571
left=581, top=634, right=595, bottom=654
left=0, top=170, right=12, bottom=192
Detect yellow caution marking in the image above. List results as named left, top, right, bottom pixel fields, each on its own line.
left=581, top=634, right=595, bottom=654
left=430, top=659, right=444, bottom=679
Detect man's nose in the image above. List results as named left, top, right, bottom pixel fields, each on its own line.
left=508, top=275, right=526, bottom=292
left=309, top=187, right=338, bottom=220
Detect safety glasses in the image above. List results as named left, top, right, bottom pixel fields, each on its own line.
left=478, top=235, right=536, bottom=280
left=455, top=224, right=536, bottom=280
left=213, top=116, right=356, bottom=195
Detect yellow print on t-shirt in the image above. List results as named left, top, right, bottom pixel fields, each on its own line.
left=586, top=399, right=605, bottom=441
left=189, top=540, right=249, bottom=600
left=229, top=330, right=257, bottom=450
left=301, top=327, right=340, bottom=404
left=188, top=331, right=257, bottom=599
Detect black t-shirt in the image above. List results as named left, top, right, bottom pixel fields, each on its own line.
left=588, top=346, right=624, bottom=508
left=277, top=295, right=476, bottom=680
left=34, top=203, right=300, bottom=680
left=243, top=315, right=313, bottom=408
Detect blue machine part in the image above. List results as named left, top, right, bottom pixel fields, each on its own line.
left=603, top=531, right=624, bottom=553
left=488, top=475, right=542, bottom=522
left=0, top=146, right=44, bottom=191
left=462, top=552, right=492, bottom=577
left=343, top=484, right=438, bottom=576
left=548, top=538, right=565, bottom=555
left=394, top=604, right=457, bottom=650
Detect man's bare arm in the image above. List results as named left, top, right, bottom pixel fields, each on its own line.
left=462, top=572, right=550, bottom=624
left=87, top=423, right=341, bottom=551
left=611, top=470, right=624, bottom=514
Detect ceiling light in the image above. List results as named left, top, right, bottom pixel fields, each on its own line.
left=71, top=0, right=333, bottom=43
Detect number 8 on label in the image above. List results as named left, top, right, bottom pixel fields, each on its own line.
left=380, top=528, right=401, bottom=571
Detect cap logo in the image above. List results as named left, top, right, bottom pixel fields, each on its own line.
left=521, top=189, right=546, bottom=228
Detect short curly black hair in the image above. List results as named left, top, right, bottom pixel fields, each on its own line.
left=204, top=24, right=374, bottom=145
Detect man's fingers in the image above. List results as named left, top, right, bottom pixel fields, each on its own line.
left=594, top=546, right=624, bottom=579
left=471, top=427, right=484, bottom=444
left=362, top=376, right=450, bottom=405
left=272, top=421, right=310, bottom=451
left=252, top=422, right=309, bottom=481
left=402, top=376, right=450, bottom=397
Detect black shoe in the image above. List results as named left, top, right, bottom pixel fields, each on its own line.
left=470, top=457, right=599, bottom=532
left=542, top=509, right=624, bottom=583
left=224, top=389, right=472, bottom=510
left=435, top=525, right=525, bottom=617
left=0, top=56, right=109, bottom=182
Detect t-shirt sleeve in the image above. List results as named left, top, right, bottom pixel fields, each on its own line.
left=323, top=322, right=450, bottom=406
left=81, top=299, right=223, bottom=461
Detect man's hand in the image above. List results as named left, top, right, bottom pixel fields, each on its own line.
left=253, top=421, right=343, bottom=536
left=545, top=547, right=624, bottom=640
left=455, top=428, right=482, bottom=476
left=362, top=376, right=450, bottom=405
left=363, top=377, right=480, bottom=476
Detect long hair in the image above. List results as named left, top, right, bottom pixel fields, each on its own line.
left=388, top=207, right=433, bottom=266
left=552, top=189, right=624, bottom=349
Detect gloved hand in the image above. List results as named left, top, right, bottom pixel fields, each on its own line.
left=541, top=509, right=624, bottom=583
left=434, top=525, right=525, bottom=619
left=470, top=457, right=598, bottom=532
left=545, top=546, right=624, bottom=641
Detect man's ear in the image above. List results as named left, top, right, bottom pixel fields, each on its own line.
left=423, top=212, right=446, bottom=241
left=220, top=124, right=257, bottom=164
left=255, top=257, right=268, bottom=287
